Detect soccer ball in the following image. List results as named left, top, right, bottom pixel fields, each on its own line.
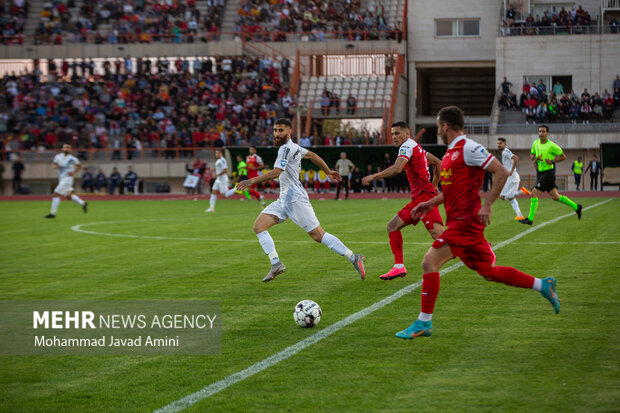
left=293, top=300, right=322, bottom=328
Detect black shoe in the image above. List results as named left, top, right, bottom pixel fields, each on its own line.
left=44, top=214, right=55, bottom=219
left=83, top=202, right=88, bottom=214
left=518, top=218, right=533, bottom=225
left=576, top=204, right=582, bottom=220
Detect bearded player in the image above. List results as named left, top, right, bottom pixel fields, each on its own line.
left=362, top=122, right=443, bottom=280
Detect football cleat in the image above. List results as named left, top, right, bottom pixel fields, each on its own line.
left=82, top=202, right=88, bottom=214
left=520, top=186, right=531, bottom=196
left=44, top=214, right=56, bottom=219
left=576, top=204, right=582, bottom=220
left=205, top=208, right=215, bottom=213
left=260, top=195, right=266, bottom=208
left=514, top=216, right=525, bottom=220
left=379, top=266, right=407, bottom=280
left=352, top=254, right=367, bottom=281
left=262, top=261, right=286, bottom=282
left=395, top=319, right=433, bottom=340
left=540, top=277, right=560, bottom=314
left=518, top=217, right=533, bottom=225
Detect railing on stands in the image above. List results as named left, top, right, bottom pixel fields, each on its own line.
left=1, top=147, right=219, bottom=163
left=602, top=0, right=620, bottom=9
left=319, top=54, right=399, bottom=77
left=402, top=0, right=408, bottom=41
left=0, top=30, right=406, bottom=46
left=465, top=123, right=491, bottom=135
left=496, top=122, right=620, bottom=134
left=498, top=25, right=620, bottom=36
left=385, top=54, right=404, bottom=144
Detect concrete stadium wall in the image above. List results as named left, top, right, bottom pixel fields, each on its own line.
left=496, top=34, right=620, bottom=95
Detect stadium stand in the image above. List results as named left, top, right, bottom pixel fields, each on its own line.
left=0, top=0, right=29, bottom=44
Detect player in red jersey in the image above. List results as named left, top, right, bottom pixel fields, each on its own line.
left=395, top=106, right=560, bottom=340
left=362, top=122, right=444, bottom=280
left=246, top=146, right=267, bottom=207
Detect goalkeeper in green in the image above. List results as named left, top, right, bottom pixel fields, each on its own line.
left=519, top=125, right=582, bottom=225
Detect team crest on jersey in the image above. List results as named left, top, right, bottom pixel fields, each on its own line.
left=451, top=152, right=459, bottom=161
left=399, top=148, right=407, bottom=156
left=280, top=159, right=287, bottom=167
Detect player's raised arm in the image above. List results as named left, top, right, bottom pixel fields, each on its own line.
left=305, top=151, right=342, bottom=182
left=362, top=157, right=406, bottom=186
left=237, top=168, right=281, bottom=191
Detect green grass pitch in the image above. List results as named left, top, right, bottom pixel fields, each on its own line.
left=1, top=197, right=619, bottom=412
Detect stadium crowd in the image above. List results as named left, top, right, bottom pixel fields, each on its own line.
left=498, top=77, right=619, bottom=124
left=502, top=4, right=597, bottom=36
left=0, top=0, right=29, bottom=44
left=0, top=55, right=295, bottom=157
left=32, top=0, right=224, bottom=45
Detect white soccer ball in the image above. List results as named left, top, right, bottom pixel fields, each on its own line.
left=293, top=300, right=322, bottom=328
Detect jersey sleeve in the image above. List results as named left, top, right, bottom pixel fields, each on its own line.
left=463, top=139, right=494, bottom=169
left=397, top=142, right=414, bottom=160
left=255, top=155, right=264, bottom=165
left=53, top=154, right=60, bottom=164
left=299, top=146, right=308, bottom=159
left=71, top=155, right=80, bottom=165
left=274, top=146, right=288, bottom=171
left=552, top=142, right=564, bottom=156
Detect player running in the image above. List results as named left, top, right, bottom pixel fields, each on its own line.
left=44, top=143, right=88, bottom=218
left=237, top=118, right=366, bottom=282
left=246, top=146, right=267, bottom=207
left=205, top=149, right=238, bottom=213
left=362, top=122, right=443, bottom=280
left=519, top=125, right=582, bottom=225
left=496, top=137, right=529, bottom=220
left=396, top=106, right=560, bottom=340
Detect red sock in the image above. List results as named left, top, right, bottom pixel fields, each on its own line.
left=249, top=189, right=261, bottom=200
left=480, top=266, right=535, bottom=289
left=421, top=272, right=440, bottom=314
left=388, top=231, right=404, bottom=264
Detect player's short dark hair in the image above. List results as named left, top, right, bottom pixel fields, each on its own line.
left=437, top=106, right=464, bottom=131
left=215, top=149, right=223, bottom=154
left=539, top=124, right=549, bottom=132
left=275, top=118, right=292, bottom=128
left=249, top=145, right=256, bottom=150
left=391, top=121, right=408, bottom=129
left=497, top=137, right=507, bottom=143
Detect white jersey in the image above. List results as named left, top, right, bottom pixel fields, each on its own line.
left=215, top=157, right=228, bottom=177
left=501, top=148, right=519, bottom=179
left=274, top=139, right=309, bottom=202
left=53, top=153, right=80, bottom=180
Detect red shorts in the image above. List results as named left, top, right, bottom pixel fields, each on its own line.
left=431, top=220, right=496, bottom=270
left=397, top=192, right=444, bottom=231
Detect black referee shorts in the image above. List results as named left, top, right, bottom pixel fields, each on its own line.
left=535, top=170, right=557, bottom=192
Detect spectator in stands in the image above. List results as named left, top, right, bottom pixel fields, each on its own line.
left=614, top=75, right=620, bottom=94
left=95, top=168, right=108, bottom=193
left=506, top=5, right=516, bottom=27
left=609, top=17, right=618, bottom=33
left=331, top=93, right=341, bottom=115
left=384, top=54, right=393, bottom=77
left=603, top=96, right=614, bottom=121
left=109, top=167, right=121, bottom=194
left=580, top=99, right=591, bottom=123
left=123, top=166, right=138, bottom=194
left=81, top=167, right=94, bottom=192
left=346, top=93, right=357, bottom=115
left=552, top=81, right=564, bottom=95
left=320, top=90, right=331, bottom=116
left=351, top=166, right=363, bottom=193
left=569, top=100, right=580, bottom=123
left=592, top=102, right=603, bottom=122
left=525, top=102, right=537, bottom=124
left=12, top=154, right=25, bottom=194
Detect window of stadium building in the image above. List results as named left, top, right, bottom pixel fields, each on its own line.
left=435, top=19, right=481, bottom=37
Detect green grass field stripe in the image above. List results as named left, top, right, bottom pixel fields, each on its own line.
left=154, top=198, right=614, bottom=413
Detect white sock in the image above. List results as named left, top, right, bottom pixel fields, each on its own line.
left=224, top=188, right=236, bottom=198
left=394, top=264, right=405, bottom=269
left=50, top=196, right=61, bottom=215
left=532, top=278, right=542, bottom=292
left=418, top=312, right=432, bottom=322
left=509, top=198, right=522, bottom=216
left=257, top=231, right=280, bottom=265
left=209, top=194, right=217, bottom=209
left=321, top=232, right=354, bottom=262
left=71, top=194, right=85, bottom=206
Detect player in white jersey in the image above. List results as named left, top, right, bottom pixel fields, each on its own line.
left=205, top=149, right=238, bottom=212
left=497, top=137, right=529, bottom=220
left=236, top=118, right=366, bottom=282
left=45, top=144, right=88, bottom=218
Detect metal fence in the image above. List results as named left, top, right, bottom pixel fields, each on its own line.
left=496, top=122, right=620, bottom=134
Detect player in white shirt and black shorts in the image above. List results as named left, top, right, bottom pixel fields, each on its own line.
left=497, top=137, right=529, bottom=220
left=205, top=149, right=239, bottom=212
left=45, top=144, right=88, bottom=218
left=236, top=118, right=366, bottom=282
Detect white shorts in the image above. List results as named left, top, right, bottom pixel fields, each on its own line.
left=212, top=176, right=229, bottom=193
left=54, top=177, right=75, bottom=196
left=262, top=198, right=320, bottom=232
left=501, top=175, right=520, bottom=199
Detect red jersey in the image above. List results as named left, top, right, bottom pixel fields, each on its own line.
left=246, top=154, right=264, bottom=179
left=440, top=135, right=494, bottom=224
left=396, top=138, right=437, bottom=198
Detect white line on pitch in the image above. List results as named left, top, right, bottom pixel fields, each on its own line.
left=153, top=198, right=614, bottom=413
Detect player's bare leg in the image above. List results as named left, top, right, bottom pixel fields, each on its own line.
left=253, top=213, right=286, bottom=282
left=309, top=225, right=366, bottom=281
left=381, top=215, right=409, bottom=280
